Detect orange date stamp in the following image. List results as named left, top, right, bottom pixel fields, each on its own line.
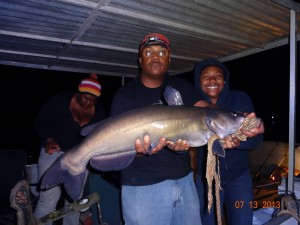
left=234, top=200, right=280, bottom=209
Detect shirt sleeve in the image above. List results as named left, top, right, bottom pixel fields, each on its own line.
left=33, top=93, right=70, bottom=142
left=229, top=91, right=263, bottom=150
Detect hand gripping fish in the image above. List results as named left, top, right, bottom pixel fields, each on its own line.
left=40, top=87, right=246, bottom=200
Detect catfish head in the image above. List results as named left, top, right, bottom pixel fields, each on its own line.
left=205, top=109, right=245, bottom=139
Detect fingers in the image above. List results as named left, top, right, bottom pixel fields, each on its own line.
left=45, top=147, right=60, bottom=155
left=135, top=138, right=147, bottom=154
left=241, top=130, right=256, bottom=138
left=245, top=112, right=256, bottom=118
left=255, top=121, right=265, bottom=133
left=45, top=137, right=61, bottom=154
left=176, top=139, right=190, bottom=151
left=135, top=135, right=167, bottom=155
left=240, top=113, right=265, bottom=138
left=142, top=134, right=151, bottom=152
left=151, top=137, right=167, bottom=154
left=135, top=135, right=191, bottom=155
left=135, top=135, right=151, bottom=153
left=222, top=135, right=240, bottom=149
left=167, top=139, right=190, bottom=151
left=241, top=122, right=265, bottom=138
left=45, top=144, right=61, bottom=155
left=223, top=139, right=234, bottom=149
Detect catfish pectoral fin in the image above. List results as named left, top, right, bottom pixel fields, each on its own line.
left=90, top=151, right=136, bottom=171
left=40, top=158, right=65, bottom=190
left=212, top=140, right=225, bottom=157
left=40, top=157, right=86, bottom=200
left=63, top=171, right=86, bottom=200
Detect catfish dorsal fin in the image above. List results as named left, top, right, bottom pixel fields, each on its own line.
left=163, top=86, right=184, bottom=106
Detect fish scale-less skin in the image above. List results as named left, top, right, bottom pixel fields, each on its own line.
left=63, top=110, right=200, bottom=172
left=41, top=105, right=245, bottom=200
left=68, top=106, right=208, bottom=167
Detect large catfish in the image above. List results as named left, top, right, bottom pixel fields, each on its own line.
left=40, top=104, right=245, bottom=200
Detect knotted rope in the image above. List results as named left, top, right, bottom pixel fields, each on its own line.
left=207, top=134, right=222, bottom=225
left=206, top=116, right=261, bottom=225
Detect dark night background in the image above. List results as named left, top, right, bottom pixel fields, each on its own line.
left=0, top=42, right=299, bottom=164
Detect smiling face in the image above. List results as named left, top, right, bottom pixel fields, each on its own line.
left=199, top=65, right=225, bottom=104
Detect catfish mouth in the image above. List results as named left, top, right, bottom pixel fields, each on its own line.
left=205, top=115, right=222, bottom=136
left=205, top=116, right=228, bottom=139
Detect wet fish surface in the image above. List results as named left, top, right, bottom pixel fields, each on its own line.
left=41, top=105, right=245, bottom=200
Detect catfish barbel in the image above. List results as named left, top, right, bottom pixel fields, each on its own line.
left=41, top=105, right=245, bottom=200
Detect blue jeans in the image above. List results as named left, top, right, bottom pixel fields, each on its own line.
left=196, top=171, right=253, bottom=225
left=34, top=148, right=80, bottom=225
left=121, top=172, right=201, bottom=225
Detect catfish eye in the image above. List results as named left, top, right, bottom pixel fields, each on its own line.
left=232, top=111, right=245, bottom=118
left=231, top=112, right=238, bottom=117
left=231, top=111, right=244, bottom=118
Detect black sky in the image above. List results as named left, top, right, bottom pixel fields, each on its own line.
left=0, top=42, right=298, bottom=163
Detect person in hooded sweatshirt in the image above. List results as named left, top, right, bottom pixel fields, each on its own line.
left=193, top=58, right=264, bottom=225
